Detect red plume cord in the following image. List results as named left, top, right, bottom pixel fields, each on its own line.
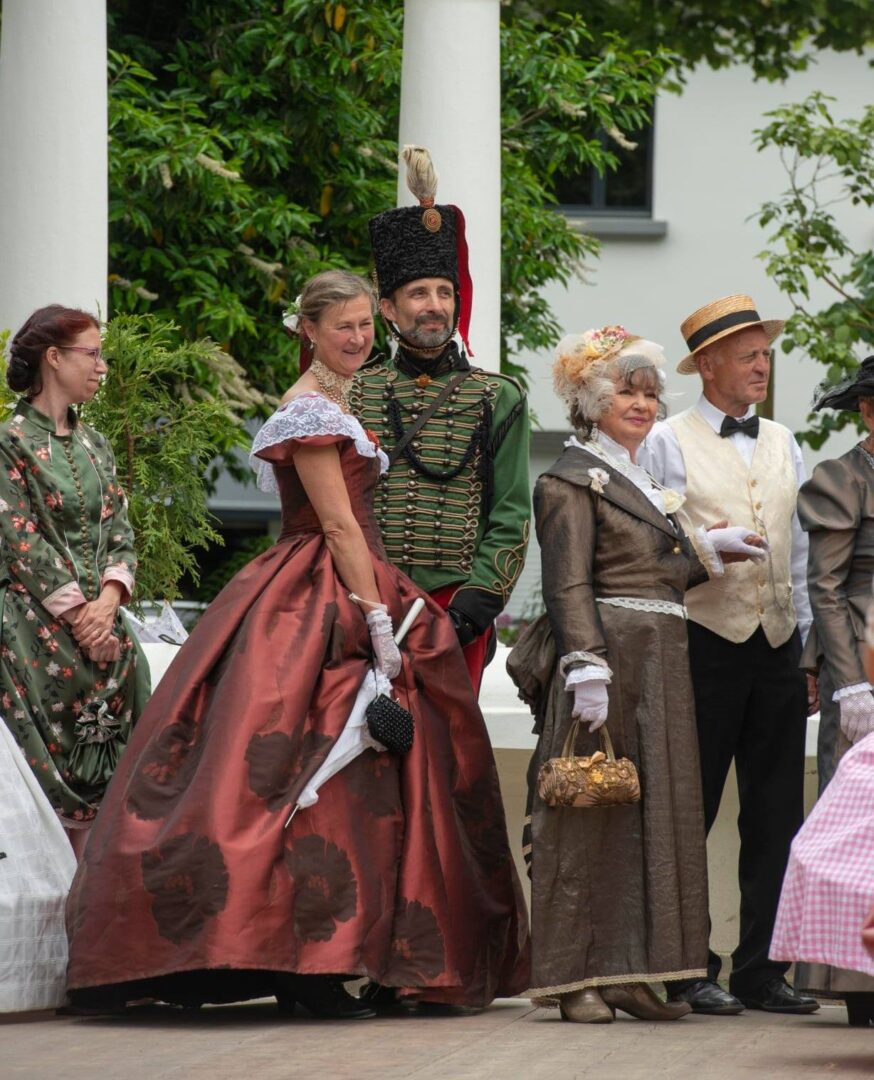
left=452, top=205, right=474, bottom=358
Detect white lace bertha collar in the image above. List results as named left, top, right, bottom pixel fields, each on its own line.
left=250, top=392, right=388, bottom=494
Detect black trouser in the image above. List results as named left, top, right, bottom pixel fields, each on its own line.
left=668, top=623, right=807, bottom=997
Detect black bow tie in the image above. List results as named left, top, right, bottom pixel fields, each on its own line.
left=720, top=414, right=760, bottom=439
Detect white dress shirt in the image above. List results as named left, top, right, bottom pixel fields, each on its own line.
left=639, top=395, right=812, bottom=642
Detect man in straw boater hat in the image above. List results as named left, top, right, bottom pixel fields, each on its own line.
left=351, top=147, right=530, bottom=692
left=641, top=294, right=818, bottom=1017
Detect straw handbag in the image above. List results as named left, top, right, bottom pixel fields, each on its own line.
left=537, top=719, right=641, bottom=808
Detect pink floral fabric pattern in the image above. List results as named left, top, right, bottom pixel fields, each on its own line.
left=771, top=734, right=874, bottom=977
left=0, top=400, right=150, bottom=822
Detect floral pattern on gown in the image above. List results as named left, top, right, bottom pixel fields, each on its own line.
left=0, top=400, right=150, bottom=823
left=66, top=394, right=530, bottom=1007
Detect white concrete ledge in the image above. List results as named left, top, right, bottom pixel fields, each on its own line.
left=480, top=644, right=819, bottom=756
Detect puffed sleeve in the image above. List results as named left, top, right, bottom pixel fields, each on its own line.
left=535, top=474, right=610, bottom=680
left=0, top=434, right=86, bottom=614
left=94, top=431, right=137, bottom=602
left=250, top=393, right=385, bottom=493
left=798, top=456, right=866, bottom=689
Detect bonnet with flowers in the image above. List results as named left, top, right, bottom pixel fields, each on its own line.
left=552, top=325, right=666, bottom=425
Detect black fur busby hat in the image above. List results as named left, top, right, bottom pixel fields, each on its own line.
left=369, top=202, right=459, bottom=297
left=369, top=146, right=474, bottom=354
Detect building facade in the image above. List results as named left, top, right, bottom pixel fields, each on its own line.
left=509, top=48, right=874, bottom=616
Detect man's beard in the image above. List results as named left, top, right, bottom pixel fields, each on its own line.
left=403, top=315, right=452, bottom=349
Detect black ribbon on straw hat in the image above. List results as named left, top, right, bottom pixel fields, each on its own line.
left=813, top=356, right=874, bottom=413
left=676, top=294, right=785, bottom=374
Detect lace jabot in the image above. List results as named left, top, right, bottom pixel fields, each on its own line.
left=250, top=392, right=388, bottom=494
left=566, top=431, right=681, bottom=518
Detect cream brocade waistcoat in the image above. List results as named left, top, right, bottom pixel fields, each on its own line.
left=669, top=408, right=798, bottom=647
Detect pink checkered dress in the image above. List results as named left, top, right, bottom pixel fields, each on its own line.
left=770, top=733, right=874, bottom=977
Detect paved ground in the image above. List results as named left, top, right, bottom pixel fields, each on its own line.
left=3, top=998, right=872, bottom=1079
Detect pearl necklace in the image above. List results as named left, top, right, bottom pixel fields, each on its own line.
left=311, top=358, right=352, bottom=410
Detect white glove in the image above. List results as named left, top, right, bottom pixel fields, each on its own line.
left=571, top=680, right=609, bottom=733
left=365, top=608, right=402, bottom=679
left=707, top=525, right=769, bottom=561
left=839, top=689, right=874, bottom=743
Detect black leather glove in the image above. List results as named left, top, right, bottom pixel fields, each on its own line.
left=448, top=606, right=479, bottom=648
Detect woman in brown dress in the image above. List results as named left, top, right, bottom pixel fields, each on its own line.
left=509, top=327, right=764, bottom=1023
left=65, top=271, right=529, bottom=1019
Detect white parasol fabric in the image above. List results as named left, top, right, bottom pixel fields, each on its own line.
left=0, top=718, right=77, bottom=1011
left=286, top=598, right=425, bottom=825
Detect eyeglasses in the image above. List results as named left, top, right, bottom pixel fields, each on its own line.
left=58, top=345, right=105, bottom=363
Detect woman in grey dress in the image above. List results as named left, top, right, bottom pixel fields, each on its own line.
left=795, top=356, right=874, bottom=1023
left=509, top=327, right=765, bottom=1023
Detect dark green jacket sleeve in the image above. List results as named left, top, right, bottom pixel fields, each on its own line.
left=450, top=381, right=531, bottom=632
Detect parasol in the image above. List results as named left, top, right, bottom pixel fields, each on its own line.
left=285, top=598, right=425, bottom=825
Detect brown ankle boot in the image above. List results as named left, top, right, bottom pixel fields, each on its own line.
left=559, top=987, right=614, bottom=1024
left=600, top=983, right=691, bottom=1021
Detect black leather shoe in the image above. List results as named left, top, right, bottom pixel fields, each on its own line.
left=737, top=977, right=819, bottom=1014
left=359, top=981, right=418, bottom=1014
left=845, top=991, right=874, bottom=1026
left=668, top=979, right=744, bottom=1015
left=276, top=975, right=377, bottom=1019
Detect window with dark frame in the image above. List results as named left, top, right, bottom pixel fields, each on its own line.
left=554, top=118, right=654, bottom=216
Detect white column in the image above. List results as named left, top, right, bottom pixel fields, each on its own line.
left=398, top=0, right=501, bottom=371
left=0, top=0, right=108, bottom=340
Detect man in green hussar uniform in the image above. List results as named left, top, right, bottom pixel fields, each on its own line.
left=351, top=147, right=530, bottom=691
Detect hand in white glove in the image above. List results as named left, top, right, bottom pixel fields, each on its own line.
left=707, top=525, right=769, bottom=562
left=839, top=689, right=874, bottom=744
left=365, top=607, right=402, bottom=679
left=571, top=680, right=609, bottom=733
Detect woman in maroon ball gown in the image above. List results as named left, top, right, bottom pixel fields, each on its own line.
left=65, top=271, right=529, bottom=1018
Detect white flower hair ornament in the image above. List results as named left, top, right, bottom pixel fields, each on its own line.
left=553, top=328, right=668, bottom=432
left=282, top=294, right=303, bottom=334
left=587, top=467, right=610, bottom=494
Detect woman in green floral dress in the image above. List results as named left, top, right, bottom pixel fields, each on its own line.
left=0, top=305, right=149, bottom=847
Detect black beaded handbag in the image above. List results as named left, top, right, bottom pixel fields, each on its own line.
left=365, top=659, right=414, bottom=755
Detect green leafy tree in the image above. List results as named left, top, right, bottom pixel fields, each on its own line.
left=0, top=333, right=13, bottom=417
left=0, top=315, right=256, bottom=602
left=106, top=1, right=671, bottom=388
left=516, top=0, right=874, bottom=82
left=81, top=314, right=264, bottom=602
left=106, top=1, right=402, bottom=396
left=500, top=16, right=670, bottom=371
left=754, top=92, right=874, bottom=449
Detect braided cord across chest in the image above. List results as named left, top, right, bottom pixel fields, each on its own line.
left=351, top=366, right=498, bottom=577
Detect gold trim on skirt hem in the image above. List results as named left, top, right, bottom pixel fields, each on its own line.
left=527, top=967, right=708, bottom=1006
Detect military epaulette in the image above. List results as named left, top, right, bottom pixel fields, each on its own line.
left=468, top=368, right=526, bottom=399
left=360, top=351, right=392, bottom=372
